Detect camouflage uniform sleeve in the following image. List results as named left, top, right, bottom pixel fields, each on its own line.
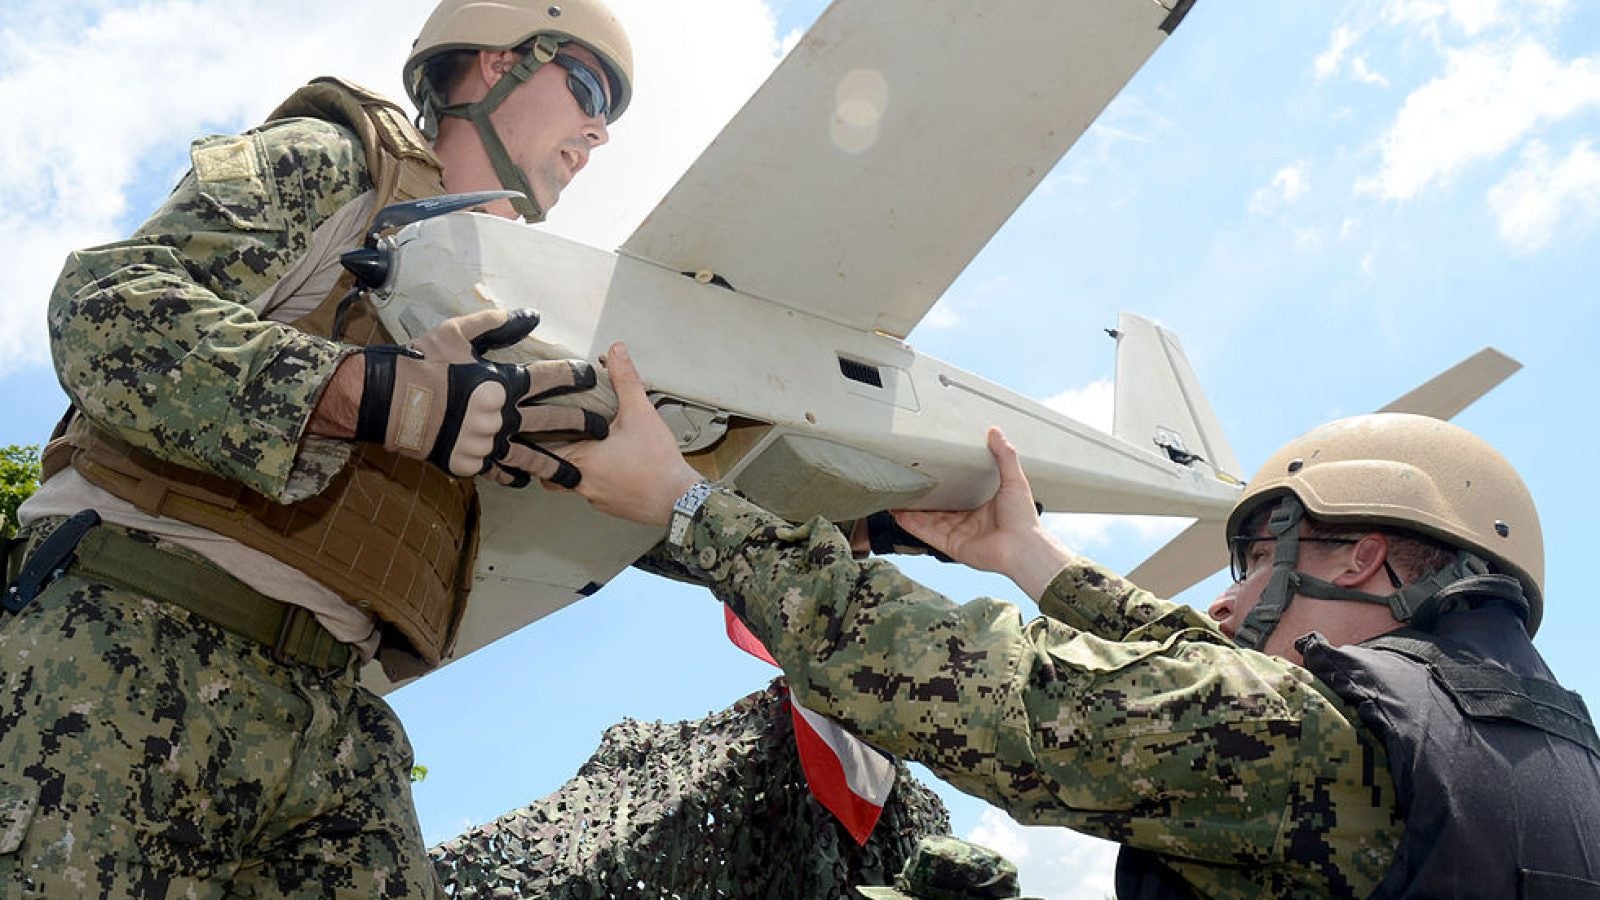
left=1037, top=559, right=1223, bottom=641
left=631, top=539, right=710, bottom=587
left=48, top=118, right=371, bottom=502
left=676, top=490, right=1400, bottom=897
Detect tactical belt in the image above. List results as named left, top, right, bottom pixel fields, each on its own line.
left=5, top=515, right=350, bottom=672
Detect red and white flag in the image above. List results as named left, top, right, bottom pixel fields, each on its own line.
left=724, top=606, right=895, bottom=845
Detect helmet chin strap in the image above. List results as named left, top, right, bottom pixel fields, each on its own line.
left=1232, top=498, right=1531, bottom=651
left=1232, top=500, right=1305, bottom=650
left=426, top=35, right=561, bottom=223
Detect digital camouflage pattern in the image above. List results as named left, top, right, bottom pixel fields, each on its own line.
left=0, top=537, right=435, bottom=897
left=48, top=118, right=371, bottom=504
left=430, top=680, right=950, bottom=899
left=673, top=490, right=1405, bottom=899
left=6, top=115, right=446, bottom=897
left=856, top=836, right=1032, bottom=900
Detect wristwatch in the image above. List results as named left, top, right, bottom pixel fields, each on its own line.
left=668, top=479, right=715, bottom=548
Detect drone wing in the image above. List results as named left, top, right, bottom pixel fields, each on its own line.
left=620, top=0, right=1194, bottom=338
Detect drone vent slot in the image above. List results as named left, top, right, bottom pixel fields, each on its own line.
left=838, top=357, right=884, bottom=388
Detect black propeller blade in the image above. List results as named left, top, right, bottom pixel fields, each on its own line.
left=341, top=190, right=525, bottom=290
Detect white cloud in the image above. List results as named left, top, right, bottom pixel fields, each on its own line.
left=1248, top=162, right=1311, bottom=216
left=1446, top=0, right=1528, bottom=34
left=967, top=807, right=1034, bottom=862
left=1382, top=0, right=1444, bottom=30
left=1487, top=139, right=1600, bottom=252
left=1382, top=0, right=1571, bottom=38
left=1044, top=512, right=1189, bottom=554
left=964, top=808, right=1120, bottom=900
left=0, top=0, right=433, bottom=372
left=1360, top=39, right=1600, bottom=200
left=1315, top=25, right=1359, bottom=79
left=1349, top=56, right=1391, bottom=88
left=1312, top=23, right=1388, bottom=87
left=0, top=0, right=789, bottom=375
left=1043, top=378, right=1113, bottom=433
left=1384, top=0, right=1493, bottom=36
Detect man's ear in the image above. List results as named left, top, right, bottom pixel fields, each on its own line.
left=476, top=49, right=517, bottom=89
left=1333, top=533, right=1390, bottom=588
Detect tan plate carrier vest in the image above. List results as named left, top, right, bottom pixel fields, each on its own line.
left=43, top=77, right=475, bottom=669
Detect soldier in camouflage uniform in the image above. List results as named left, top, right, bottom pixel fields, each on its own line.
left=1, top=1, right=633, bottom=896
left=562, top=343, right=1600, bottom=899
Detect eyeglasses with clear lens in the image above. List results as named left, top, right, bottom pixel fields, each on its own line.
left=1227, top=535, right=1359, bottom=583
left=551, top=53, right=610, bottom=120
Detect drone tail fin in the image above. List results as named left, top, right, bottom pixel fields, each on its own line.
left=1111, top=312, right=1243, bottom=485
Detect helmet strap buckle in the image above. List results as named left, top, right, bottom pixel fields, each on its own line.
left=531, top=34, right=560, bottom=63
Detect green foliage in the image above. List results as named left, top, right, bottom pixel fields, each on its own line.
left=0, top=445, right=41, bottom=539
left=411, top=765, right=429, bottom=784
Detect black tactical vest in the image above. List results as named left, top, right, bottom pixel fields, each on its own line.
left=1302, top=605, right=1600, bottom=899
left=1114, top=603, right=1600, bottom=899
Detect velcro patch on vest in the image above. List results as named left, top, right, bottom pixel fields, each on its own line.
left=396, top=383, right=436, bottom=452
left=373, top=110, right=435, bottom=160
left=193, top=136, right=259, bottom=183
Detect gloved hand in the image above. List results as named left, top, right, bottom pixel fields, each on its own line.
left=861, top=510, right=954, bottom=562
left=355, top=308, right=607, bottom=487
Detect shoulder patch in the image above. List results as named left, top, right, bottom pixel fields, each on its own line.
left=193, top=136, right=260, bottom=183
left=188, top=133, right=281, bottom=232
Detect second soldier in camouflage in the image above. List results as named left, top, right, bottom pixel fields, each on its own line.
left=558, top=342, right=1600, bottom=898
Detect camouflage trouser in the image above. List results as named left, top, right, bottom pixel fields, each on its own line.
left=0, top=558, right=439, bottom=898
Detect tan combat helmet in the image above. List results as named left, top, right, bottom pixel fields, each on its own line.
left=1227, top=413, right=1544, bottom=639
left=403, top=0, right=635, bottom=220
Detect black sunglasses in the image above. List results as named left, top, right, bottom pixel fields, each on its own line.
left=550, top=53, right=611, bottom=120
left=1227, top=535, right=1360, bottom=584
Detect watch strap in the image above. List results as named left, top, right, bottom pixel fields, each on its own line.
left=668, top=480, right=715, bottom=548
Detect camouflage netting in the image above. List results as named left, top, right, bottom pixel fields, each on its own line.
left=430, top=678, right=950, bottom=898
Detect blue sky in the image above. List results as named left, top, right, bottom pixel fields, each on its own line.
left=3, top=1, right=1599, bottom=896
